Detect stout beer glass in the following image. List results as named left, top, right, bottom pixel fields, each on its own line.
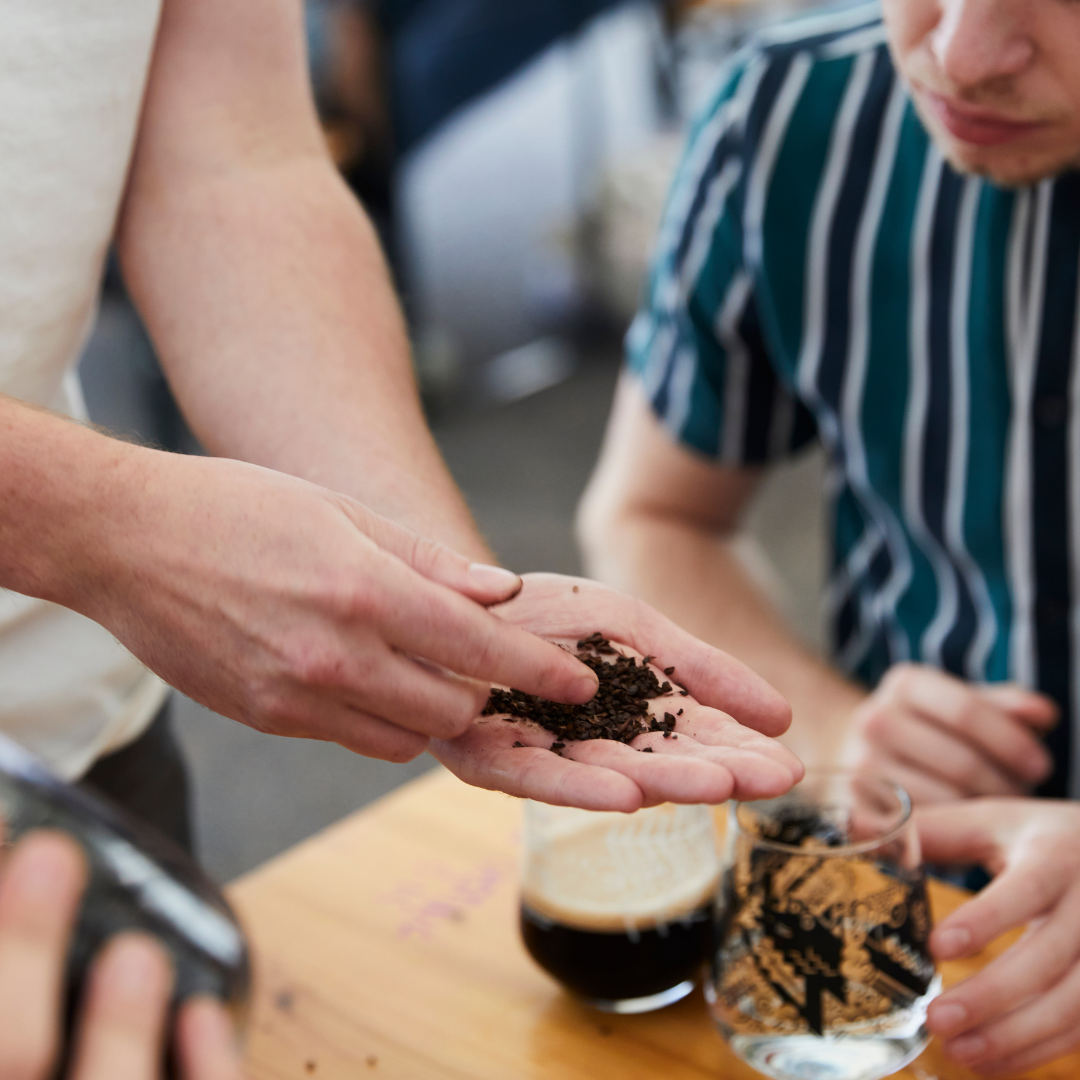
left=707, top=770, right=938, bottom=1080
left=520, top=801, right=720, bottom=1013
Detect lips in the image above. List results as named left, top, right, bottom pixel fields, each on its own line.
left=924, top=90, right=1048, bottom=146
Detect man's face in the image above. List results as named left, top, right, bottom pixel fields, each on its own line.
left=882, top=0, right=1080, bottom=185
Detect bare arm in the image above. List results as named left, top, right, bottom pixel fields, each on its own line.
left=577, top=373, right=863, bottom=767
left=116, top=0, right=484, bottom=556
left=579, top=374, right=1058, bottom=792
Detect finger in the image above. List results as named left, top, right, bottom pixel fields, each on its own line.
left=69, top=933, right=173, bottom=1080
left=301, top=645, right=491, bottom=741
left=929, top=850, right=1067, bottom=960
left=975, top=683, right=1059, bottom=730
left=568, top=738, right=738, bottom=804
left=863, top=710, right=1027, bottom=797
left=338, top=499, right=525, bottom=607
left=888, top=667, right=1052, bottom=785
left=491, top=574, right=792, bottom=736
left=916, top=802, right=1000, bottom=866
left=940, top=956, right=1080, bottom=1074
left=963, top=1022, right=1080, bottom=1077
left=870, top=759, right=966, bottom=806
left=927, top=879, right=1080, bottom=1040
left=577, top=735, right=796, bottom=803
left=431, top=731, right=644, bottom=812
left=0, top=830, right=87, bottom=1080
left=245, top=697, right=429, bottom=763
left=373, top=562, right=599, bottom=705
left=175, top=998, right=245, bottom=1080
left=674, top=703, right=804, bottom=775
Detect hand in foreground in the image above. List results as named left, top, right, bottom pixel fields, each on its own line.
left=847, top=664, right=1056, bottom=804
left=0, top=830, right=243, bottom=1080
left=431, top=574, right=802, bottom=811
left=66, top=454, right=597, bottom=763
left=919, top=799, right=1080, bottom=1075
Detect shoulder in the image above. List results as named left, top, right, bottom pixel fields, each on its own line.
left=687, top=3, right=891, bottom=159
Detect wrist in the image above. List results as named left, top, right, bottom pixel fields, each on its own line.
left=0, top=398, right=152, bottom=610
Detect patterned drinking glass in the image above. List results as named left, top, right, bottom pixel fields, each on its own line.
left=706, top=769, right=939, bottom=1080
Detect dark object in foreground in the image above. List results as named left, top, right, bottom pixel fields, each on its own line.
left=482, top=633, right=680, bottom=745
left=0, top=734, right=250, bottom=1075
left=520, top=900, right=714, bottom=1004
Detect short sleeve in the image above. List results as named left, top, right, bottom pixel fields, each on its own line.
left=626, top=55, right=817, bottom=466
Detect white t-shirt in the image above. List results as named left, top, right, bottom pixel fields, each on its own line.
left=0, top=0, right=169, bottom=779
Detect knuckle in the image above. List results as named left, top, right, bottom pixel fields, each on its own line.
left=951, top=753, right=985, bottom=790
left=860, top=708, right=894, bottom=741
left=949, top=695, right=979, bottom=735
left=384, top=736, right=427, bottom=764
left=281, top=640, right=347, bottom=690
left=249, top=685, right=297, bottom=733
left=882, top=663, right=917, bottom=696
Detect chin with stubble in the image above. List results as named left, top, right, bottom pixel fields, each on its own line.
left=881, top=0, right=1080, bottom=188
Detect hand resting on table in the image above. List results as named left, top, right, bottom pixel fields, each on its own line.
left=920, top=798, right=1080, bottom=1075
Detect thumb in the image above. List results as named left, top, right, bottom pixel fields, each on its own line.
left=338, top=499, right=523, bottom=606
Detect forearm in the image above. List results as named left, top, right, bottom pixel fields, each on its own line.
left=579, top=509, right=864, bottom=766
left=117, top=157, right=490, bottom=561
left=0, top=394, right=143, bottom=608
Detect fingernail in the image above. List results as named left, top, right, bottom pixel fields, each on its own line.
left=570, top=669, right=600, bottom=703
left=15, top=836, right=79, bottom=901
left=947, top=1033, right=987, bottom=1063
left=468, top=563, right=521, bottom=594
left=934, top=926, right=971, bottom=958
left=930, top=1001, right=967, bottom=1034
left=106, top=935, right=169, bottom=994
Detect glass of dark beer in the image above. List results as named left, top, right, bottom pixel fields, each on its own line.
left=519, top=801, right=720, bottom=1013
left=707, top=770, right=939, bottom=1080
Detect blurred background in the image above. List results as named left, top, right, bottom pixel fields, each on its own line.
left=80, top=0, right=827, bottom=882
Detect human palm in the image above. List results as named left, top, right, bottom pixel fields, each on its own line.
left=432, top=574, right=803, bottom=811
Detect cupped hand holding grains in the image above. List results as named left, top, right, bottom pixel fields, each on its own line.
left=431, top=574, right=803, bottom=812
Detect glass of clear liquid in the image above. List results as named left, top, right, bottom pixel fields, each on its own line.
left=706, top=769, right=939, bottom=1080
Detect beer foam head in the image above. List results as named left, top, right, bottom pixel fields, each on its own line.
left=521, top=804, right=721, bottom=932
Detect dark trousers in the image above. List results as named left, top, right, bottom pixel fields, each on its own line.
left=80, top=697, right=194, bottom=855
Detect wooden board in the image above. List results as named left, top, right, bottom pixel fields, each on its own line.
left=228, top=769, right=1075, bottom=1080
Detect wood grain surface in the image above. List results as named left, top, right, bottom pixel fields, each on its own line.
left=228, top=769, right=1076, bottom=1080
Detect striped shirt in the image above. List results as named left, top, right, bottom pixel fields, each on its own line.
left=628, top=3, right=1080, bottom=797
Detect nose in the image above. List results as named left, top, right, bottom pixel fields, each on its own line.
left=929, top=0, right=1034, bottom=89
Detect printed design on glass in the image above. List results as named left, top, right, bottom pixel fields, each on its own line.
left=715, top=810, right=934, bottom=1038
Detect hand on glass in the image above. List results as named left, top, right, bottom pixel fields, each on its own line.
left=0, top=829, right=244, bottom=1080
left=919, top=798, right=1080, bottom=1075
left=432, top=573, right=802, bottom=811
left=847, top=664, right=1056, bottom=804
left=68, top=454, right=597, bottom=764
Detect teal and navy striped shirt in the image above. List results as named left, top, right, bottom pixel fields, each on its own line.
left=628, top=3, right=1080, bottom=796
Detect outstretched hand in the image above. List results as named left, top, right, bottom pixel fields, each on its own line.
left=432, top=574, right=801, bottom=811
left=919, top=798, right=1080, bottom=1075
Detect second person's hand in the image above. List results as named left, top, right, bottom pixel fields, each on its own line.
left=920, top=799, right=1080, bottom=1075
left=847, top=664, right=1056, bottom=804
